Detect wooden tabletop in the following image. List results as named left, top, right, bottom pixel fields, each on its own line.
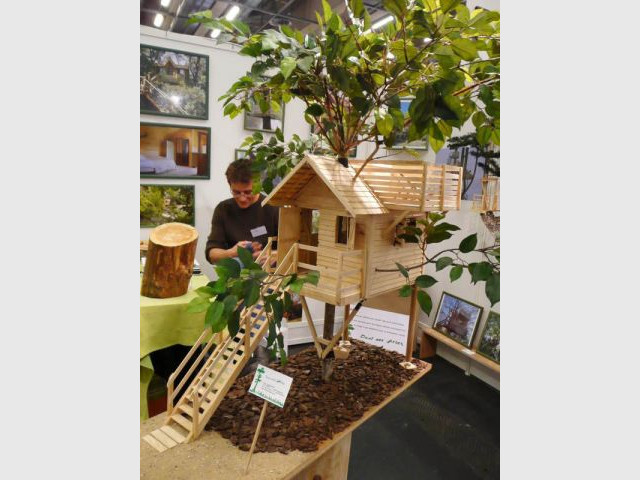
left=141, top=360, right=432, bottom=480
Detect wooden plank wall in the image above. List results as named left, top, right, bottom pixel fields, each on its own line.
left=365, top=213, right=423, bottom=298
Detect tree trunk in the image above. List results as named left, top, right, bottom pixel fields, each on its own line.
left=141, top=222, right=198, bottom=298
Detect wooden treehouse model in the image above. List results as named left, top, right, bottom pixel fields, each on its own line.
left=263, top=154, right=463, bottom=305
left=142, top=154, right=464, bottom=453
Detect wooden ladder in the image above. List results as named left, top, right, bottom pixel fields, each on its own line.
left=143, top=243, right=295, bottom=452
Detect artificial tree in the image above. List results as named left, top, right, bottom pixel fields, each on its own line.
left=188, top=0, right=500, bottom=364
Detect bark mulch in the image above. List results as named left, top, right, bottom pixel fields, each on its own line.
left=205, top=340, right=425, bottom=454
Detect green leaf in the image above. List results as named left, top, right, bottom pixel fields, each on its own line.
left=451, top=38, right=477, bottom=61
left=383, top=0, right=406, bottom=18
left=271, top=298, right=283, bottom=325
left=228, top=310, right=240, bottom=337
left=440, top=0, right=462, bottom=14
left=223, top=295, right=238, bottom=316
left=237, top=246, right=255, bottom=269
left=297, top=55, right=314, bottom=73
left=217, top=258, right=240, bottom=278
left=187, top=296, right=209, bottom=313
left=435, top=257, right=453, bottom=271
left=349, top=0, right=365, bottom=17
left=322, top=0, right=332, bottom=21
left=427, top=230, right=453, bottom=244
left=395, top=262, right=409, bottom=278
left=205, top=301, right=226, bottom=332
left=472, top=111, right=486, bottom=128
left=470, top=261, right=493, bottom=284
left=417, top=290, right=433, bottom=315
left=449, top=265, right=463, bottom=282
left=281, top=57, right=296, bottom=79
left=485, top=273, right=500, bottom=306
left=399, top=284, right=412, bottom=297
left=415, top=275, right=437, bottom=289
left=476, top=125, right=492, bottom=146
left=303, top=270, right=320, bottom=286
left=275, top=127, right=284, bottom=142
left=376, top=113, right=393, bottom=136
left=289, top=278, right=305, bottom=293
left=279, top=347, right=288, bottom=366
left=195, top=286, right=216, bottom=299
left=267, top=320, right=277, bottom=347
left=305, top=104, right=324, bottom=116
left=459, top=233, right=478, bottom=253
left=244, top=281, right=260, bottom=306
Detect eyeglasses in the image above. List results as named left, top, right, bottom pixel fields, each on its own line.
left=231, top=189, right=254, bottom=198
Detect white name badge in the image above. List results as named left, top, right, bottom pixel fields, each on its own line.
left=251, top=225, right=268, bottom=237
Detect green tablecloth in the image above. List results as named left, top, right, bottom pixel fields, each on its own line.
left=140, top=274, right=210, bottom=420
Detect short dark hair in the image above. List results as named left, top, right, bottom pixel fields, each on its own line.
left=225, top=159, right=253, bottom=184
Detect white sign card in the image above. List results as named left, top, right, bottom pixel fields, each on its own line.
left=248, top=365, right=293, bottom=408
left=349, top=306, right=409, bottom=354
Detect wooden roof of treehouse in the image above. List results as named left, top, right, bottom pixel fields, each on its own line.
left=262, top=154, right=389, bottom=216
left=264, top=155, right=463, bottom=214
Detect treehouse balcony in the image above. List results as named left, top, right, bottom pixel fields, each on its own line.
left=350, top=160, right=463, bottom=212
left=291, top=242, right=364, bottom=306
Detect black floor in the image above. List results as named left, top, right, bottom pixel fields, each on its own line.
left=289, top=344, right=500, bottom=480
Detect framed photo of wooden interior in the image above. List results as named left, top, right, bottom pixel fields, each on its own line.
left=476, top=311, right=500, bottom=363
left=244, top=98, right=284, bottom=133
left=391, top=97, right=428, bottom=150
left=140, top=44, right=209, bottom=120
left=432, top=292, right=483, bottom=348
left=140, top=184, right=195, bottom=228
left=140, top=123, right=211, bottom=179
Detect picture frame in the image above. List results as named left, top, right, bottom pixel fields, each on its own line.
left=476, top=311, right=500, bottom=364
left=391, top=97, right=428, bottom=150
left=244, top=98, right=285, bottom=133
left=140, top=184, right=195, bottom=228
left=140, top=122, right=210, bottom=180
left=140, top=44, right=209, bottom=120
left=432, top=292, right=484, bottom=348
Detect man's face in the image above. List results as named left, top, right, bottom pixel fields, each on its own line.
left=230, top=181, right=259, bottom=209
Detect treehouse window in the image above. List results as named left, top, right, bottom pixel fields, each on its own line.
left=336, top=216, right=351, bottom=245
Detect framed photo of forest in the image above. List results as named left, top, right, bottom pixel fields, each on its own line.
left=140, top=123, right=210, bottom=179
left=140, top=184, right=195, bottom=228
left=432, top=292, right=483, bottom=348
left=476, top=311, right=500, bottom=364
left=140, top=44, right=209, bottom=120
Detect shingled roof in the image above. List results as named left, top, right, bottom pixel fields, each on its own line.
left=262, top=154, right=389, bottom=216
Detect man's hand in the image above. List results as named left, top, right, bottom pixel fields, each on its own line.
left=227, top=240, right=252, bottom=258
left=251, top=241, right=263, bottom=259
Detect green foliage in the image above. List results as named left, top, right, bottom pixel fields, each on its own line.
left=188, top=0, right=499, bottom=174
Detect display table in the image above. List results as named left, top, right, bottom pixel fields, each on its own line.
left=140, top=360, right=432, bottom=479
left=140, top=274, right=210, bottom=420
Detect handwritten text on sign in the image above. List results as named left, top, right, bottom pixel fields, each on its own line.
left=350, top=306, right=409, bottom=354
left=248, top=365, right=293, bottom=408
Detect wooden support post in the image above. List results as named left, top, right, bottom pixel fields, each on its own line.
left=419, top=330, right=437, bottom=358
left=300, top=296, right=323, bottom=357
left=342, top=304, right=350, bottom=341
left=321, top=303, right=363, bottom=359
left=323, top=303, right=336, bottom=340
left=245, top=400, right=269, bottom=474
left=405, top=285, right=419, bottom=362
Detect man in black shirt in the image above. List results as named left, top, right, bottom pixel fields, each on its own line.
left=205, top=159, right=279, bottom=264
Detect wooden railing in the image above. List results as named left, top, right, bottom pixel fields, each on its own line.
left=294, top=243, right=363, bottom=301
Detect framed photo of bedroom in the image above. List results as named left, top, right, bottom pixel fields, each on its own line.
left=140, top=122, right=211, bottom=179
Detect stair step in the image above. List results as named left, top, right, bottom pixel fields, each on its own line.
left=179, top=403, right=204, bottom=418
left=170, top=413, right=193, bottom=431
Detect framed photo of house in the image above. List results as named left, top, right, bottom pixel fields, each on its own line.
left=476, top=311, right=500, bottom=364
left=140, top=184, right=195, bottom=228
left=244, top=98, right=285, bottom=133
left=432, top=292, right=483, bottom=348
left=140, top=44, right=209, bottom=120
left=140, top=123, right=210, bottom=179
left=391, top=97, right=428, bottom=150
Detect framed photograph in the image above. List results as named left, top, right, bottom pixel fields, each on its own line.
left=140, top=44, right=209, bottom=120
left=477, top=311, right=500, bottom=364
left=140, top=123, right=210, bottom=179
left=140, top=184, right=195, bottom=228
left=391, top=97, right=428, bottom=150
left=432, top=292, right=483, bottom=348
left=244, top=98, right=284, bottom=133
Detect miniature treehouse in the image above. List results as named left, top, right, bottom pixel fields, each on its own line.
left=262, top=154, right=463, bottom=305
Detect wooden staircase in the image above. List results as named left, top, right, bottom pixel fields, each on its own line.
left=143, top=240, right=292, bottom=452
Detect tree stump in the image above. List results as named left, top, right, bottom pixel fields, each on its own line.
left=141, top=223, right=198, bottom=298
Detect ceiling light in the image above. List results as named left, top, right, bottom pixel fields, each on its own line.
left=210, top=29, right=221, bottom=38
left=153, top=13, right=164, bottom=27
left=371, top=15, right=394, bottom=30
left=225, top=5, right=241, bottom=21
left=160, top=0, right=171, bottom=7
